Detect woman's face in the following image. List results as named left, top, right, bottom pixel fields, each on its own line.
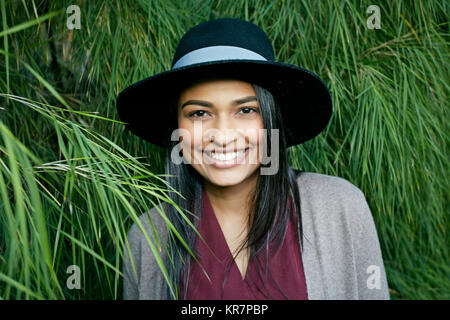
left=177, top=78, right=264, bottom=187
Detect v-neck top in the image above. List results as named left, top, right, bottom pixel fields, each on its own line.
left=179, top=189, right=308, bottom=300
left=124, top=172, right=391, bottom=300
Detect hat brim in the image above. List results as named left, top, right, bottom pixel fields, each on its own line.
left=116, top=59, right=332, bottom=148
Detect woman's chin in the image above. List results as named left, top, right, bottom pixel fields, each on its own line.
left=203, top=165, right=260, bottom=187
left=208, top=176, right=244, bottom=187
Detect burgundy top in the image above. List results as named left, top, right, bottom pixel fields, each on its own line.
left=179, top=189, right=308, bottom=300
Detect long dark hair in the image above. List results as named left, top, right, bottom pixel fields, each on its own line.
left=163, top=80, right=304, bottom=299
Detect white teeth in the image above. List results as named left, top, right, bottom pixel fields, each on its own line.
left=207, top=149, right=246, bottom=161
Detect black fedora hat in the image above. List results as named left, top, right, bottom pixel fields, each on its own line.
left=116, top=18, right=332, bottom=148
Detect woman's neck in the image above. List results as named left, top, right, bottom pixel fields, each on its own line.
left=203, top=170, right=259, bottom=220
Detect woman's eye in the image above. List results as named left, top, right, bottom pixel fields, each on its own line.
left=188, top=110, right=208, bottom=118
left=239, top=107, right=257, bottom=114
left=188, top=107, right=257, bottom=118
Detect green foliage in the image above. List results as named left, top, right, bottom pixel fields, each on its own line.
left=0, top=0, right=448, bottom=299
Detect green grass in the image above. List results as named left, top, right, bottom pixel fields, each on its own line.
left=0, top=0, right=448, bottom=299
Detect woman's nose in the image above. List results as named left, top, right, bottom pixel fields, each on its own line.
left=205, top=115, right=240, bottom=146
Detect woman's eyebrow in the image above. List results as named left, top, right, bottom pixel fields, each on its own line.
left=180, top=96, right=258, bottom=109
left=233, top=96, right=258, bottom=105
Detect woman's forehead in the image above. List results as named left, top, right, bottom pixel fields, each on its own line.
left=178, top=78, right=255, bottom=101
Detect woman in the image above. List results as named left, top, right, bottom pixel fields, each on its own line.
left=117, top=18, right=390, bottom=300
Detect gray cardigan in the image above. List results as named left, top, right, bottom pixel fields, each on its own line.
left=123, top=172, right=390, bottom=300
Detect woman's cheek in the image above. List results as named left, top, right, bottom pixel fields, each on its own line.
left=187, top=132, right=207, bottom=165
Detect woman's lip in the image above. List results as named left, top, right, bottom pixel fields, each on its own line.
left=203, top=148, right=249, bottom=169
left=203, top=148, right=248, bottom=154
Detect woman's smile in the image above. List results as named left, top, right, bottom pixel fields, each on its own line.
left=203, top=147, right=250, bottom=169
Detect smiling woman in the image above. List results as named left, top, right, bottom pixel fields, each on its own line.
left=117, top=18, right=390, bottom=300
left=151, top=73, right=308, bottom=300
left=177, top=79, right=263, bottom=184
left=171, top=78, right=308, bottom=299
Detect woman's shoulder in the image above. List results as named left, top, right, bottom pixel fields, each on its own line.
left=294, top=171, right=373, bottom=226
left=294, top=171, right=389, bottom=300
left=295, top=171, right=378, bottom=242
left=295, top=171, right=366, bottom=204
left=125, top=202, right=170, bottom=249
